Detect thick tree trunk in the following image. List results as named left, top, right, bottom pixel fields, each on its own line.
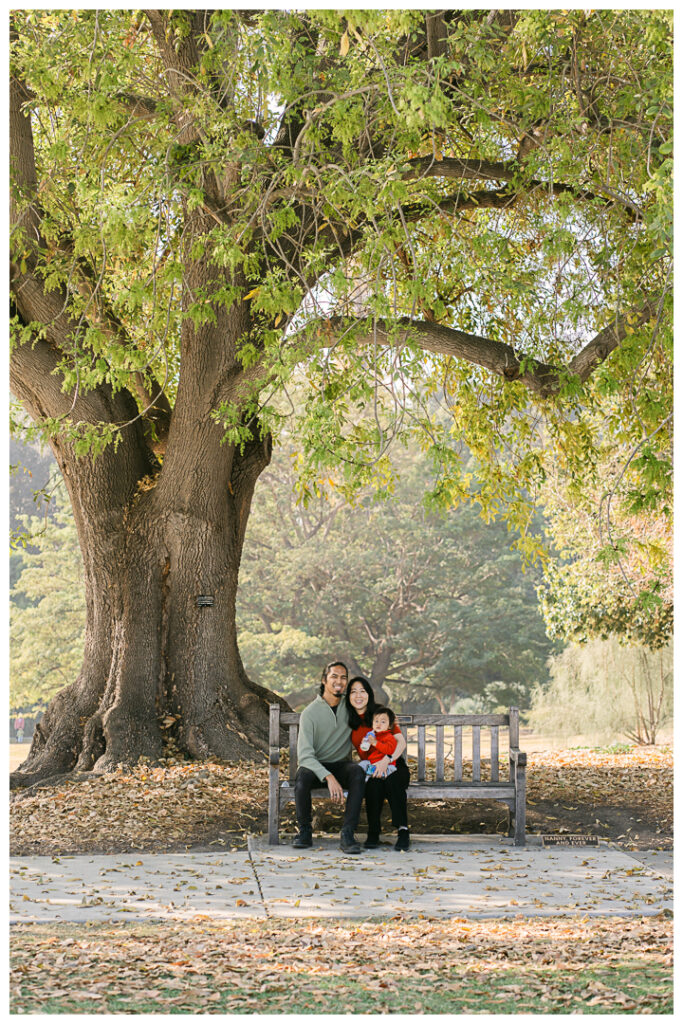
left=10, top=285, right=288, bottom=788
left=11, top=429, right=286, bottom=788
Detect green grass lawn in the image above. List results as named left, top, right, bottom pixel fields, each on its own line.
left=11, top=916, right=672, bottom=1014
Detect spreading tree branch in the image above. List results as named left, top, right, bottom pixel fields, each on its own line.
left=310, top=295, right=666, bottom=398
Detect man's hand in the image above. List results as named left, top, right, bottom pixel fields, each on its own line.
left=372, top=756, right=391, bottom=779
left=325, top=774, right=344, bottom=802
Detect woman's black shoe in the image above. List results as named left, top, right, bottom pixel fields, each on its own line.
left=364, top=833, right=380, bottom=849
left=394, top=827, right=410, bottom=851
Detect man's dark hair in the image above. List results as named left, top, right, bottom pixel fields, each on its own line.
left=318, top=660, right=348, bottom=695
left=372, top=705, right=396, bottom=728
left=344, top=676, right=377, bottom=728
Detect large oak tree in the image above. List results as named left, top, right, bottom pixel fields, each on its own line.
left=10, top=10, right=672, bottom=786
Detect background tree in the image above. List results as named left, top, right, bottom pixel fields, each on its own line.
left=9, top=437, right=554, bottom=719
left=237, top=438, right=554, bottom=710
left=10, top=10, right=672, bottom=784
left=528, top=638, right=673, bottom=745
left=11, top=481, right=86, bottom=714
left=10, top=437, right=55, bottom=540
left=10, top=436, right=58, bottom=599
left=537, top=430, right=672, bottom=649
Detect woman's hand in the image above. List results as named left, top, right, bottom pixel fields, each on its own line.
left=393, top=733, right=406, bottom=759
left=372, top=755, right=391, bottom=779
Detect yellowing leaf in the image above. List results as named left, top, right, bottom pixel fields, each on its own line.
left=340, top=30, right=349, bottom=56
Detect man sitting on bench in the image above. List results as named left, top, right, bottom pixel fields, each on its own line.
left=293, top=661, right=366, bottom=854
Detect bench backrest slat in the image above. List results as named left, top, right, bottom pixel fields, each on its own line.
left=289, top=725, right=298, bottom=782
left=435, top=725, right=445, bottom=782
left=509, top=707, right=519, bottom=748
left=454, top=725, right=462, bottom=781
left=490, top=725, right=499, bottom=781
left=417, top=724, right=426, bottom=782
left=472, top=725, right=481, bottom=782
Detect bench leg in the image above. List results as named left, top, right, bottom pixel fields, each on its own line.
left=268, top=772, right=280, bottom=845
left=514, top=768, right=526, bottom=846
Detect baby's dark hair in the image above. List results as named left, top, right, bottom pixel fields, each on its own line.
left=372, top=705, right=395, bottom=728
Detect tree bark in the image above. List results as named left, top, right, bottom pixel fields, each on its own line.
left=10, top=275, right=286, bottom=786
left=9, top=400, right=285, bottom=788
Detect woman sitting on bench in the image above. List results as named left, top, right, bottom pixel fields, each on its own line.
left=345, top=677, right=411, bottom=851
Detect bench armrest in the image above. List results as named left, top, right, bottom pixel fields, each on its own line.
left=509, top=748, right=527, bottom=767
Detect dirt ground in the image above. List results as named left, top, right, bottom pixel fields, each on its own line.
left=9, top=740, right=672, bottom=856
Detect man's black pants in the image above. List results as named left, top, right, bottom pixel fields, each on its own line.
left=294, top=760, right=365, bottom=832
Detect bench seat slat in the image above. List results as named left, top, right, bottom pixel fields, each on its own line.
left=278, top=782, right=517, bottom=802
left=407, top=784, right=515, bottom=800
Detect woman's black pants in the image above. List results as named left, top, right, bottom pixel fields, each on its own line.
left=364, top=757, right=410, bottom=835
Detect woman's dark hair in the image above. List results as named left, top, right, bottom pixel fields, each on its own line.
left=318, top=661, right=348, bottom=695
left=372, top=705, right=396, bottom=728
left=344, top=676, right=377, bottom=729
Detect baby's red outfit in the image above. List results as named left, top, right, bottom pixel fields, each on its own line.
left=364, top=729, right=398, bottom=763
left=351, top=721, right=401, bottom=759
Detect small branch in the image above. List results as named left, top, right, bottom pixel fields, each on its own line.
left=403, top=178, right=637, bottom=225
left=403, top=156, right=517, bottom=185
left=114, top=92, right=158, bottom=119
left=569, top=294, right=666, bottom=383
left=132, top=372, right=172, bottom=454
left=425, top=11, right=448, bottom=61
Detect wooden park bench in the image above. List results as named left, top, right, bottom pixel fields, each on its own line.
left=268, top=705, right=527, bottom=846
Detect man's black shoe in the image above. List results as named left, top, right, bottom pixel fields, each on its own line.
left=340, top=828, right=361, bottom=854
left=364, top=833, right=380, bottom=849
left=394, top=827, right=410, bottom=851
left=292, top=828, right=313, bottom=849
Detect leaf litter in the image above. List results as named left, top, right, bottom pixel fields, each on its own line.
left=10, top=746, right=672, bottom=856
left=10, top=915, right=672, bottom=1014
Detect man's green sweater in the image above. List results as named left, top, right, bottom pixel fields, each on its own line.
left=297, top=695, right=352, bottom=781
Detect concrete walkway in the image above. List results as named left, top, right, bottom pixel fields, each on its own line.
left=10, top=835, right=672, bottom=924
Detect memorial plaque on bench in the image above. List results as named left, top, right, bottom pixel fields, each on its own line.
left=542, top=834, right=599, bottom=846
